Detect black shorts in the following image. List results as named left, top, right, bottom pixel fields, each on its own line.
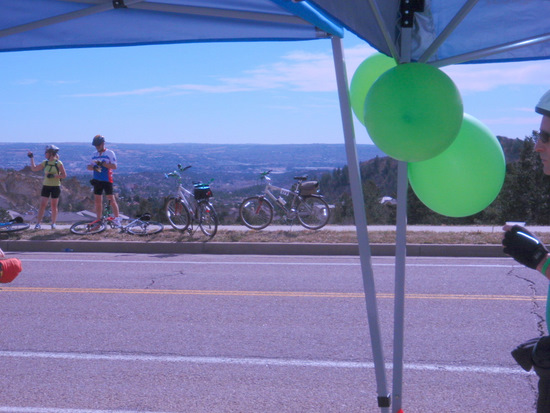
left=92, top=180, right=114, bottom=196
left=41, top=185, right=61, bottom=199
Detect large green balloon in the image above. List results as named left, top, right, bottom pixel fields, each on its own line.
left=408, top=114, right=505, bottom=218
left=364, top=63, right=463, bottom=162
left=350, top=53, right=396, bottom=126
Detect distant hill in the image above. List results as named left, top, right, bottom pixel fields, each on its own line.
left=1, top=142, right=385, bottom=179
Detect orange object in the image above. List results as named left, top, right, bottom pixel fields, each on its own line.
left=0, top=258, right=22, bottom=283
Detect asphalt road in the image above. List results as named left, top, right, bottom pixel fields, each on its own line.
left=0, top=252, right=544, bottom=412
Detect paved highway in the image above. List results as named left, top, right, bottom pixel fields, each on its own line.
left=0, top=252, right=544, bottom=412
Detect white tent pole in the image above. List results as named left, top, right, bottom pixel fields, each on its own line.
left=392, top=160, right=408, bottom=413
left=131, top=3, right=308, bottom=25
left=366, top=0, right=400, bottom=61
left=331, top=35, right=390, bottom=412
left=391, top=24, right=413, bottom=413
left=418, top=0, right=480, bottom=63
left=431, top=32, right=550, bottom=67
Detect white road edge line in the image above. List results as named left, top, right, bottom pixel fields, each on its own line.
left=0, top=350, right=527, bottom=376
left=20, top=258, right=513, bottom=268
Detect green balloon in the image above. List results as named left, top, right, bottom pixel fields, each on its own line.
left=408, top=114, right=505, bottom=218
left=350, top=53, right=396, bottom=126
left=364, top=63, right=463, bottom=162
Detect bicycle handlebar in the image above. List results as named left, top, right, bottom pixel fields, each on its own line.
left=165, top=165, right=192, bottom=180
left=177, top=164, right=192, bottom=172
left=260, top=170, right=272, bottom=179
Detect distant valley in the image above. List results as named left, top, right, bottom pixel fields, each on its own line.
left=2, top=142, right=385, bottom=189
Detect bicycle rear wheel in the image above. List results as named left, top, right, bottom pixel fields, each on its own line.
left=0, top=221, right=30, bottom=233
left=239, top=196, right=273, bottom=230
left=198, top=201, right=218, bottom=239
left=70, top=220, right=106, bottom=235
left=165, top=198, right=191, bottom=232
left=296, top=196, right=330, bottom=230
left=126, top=220, right=164, bottom=235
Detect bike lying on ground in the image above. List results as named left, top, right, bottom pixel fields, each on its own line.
left=164, top=164, right=218, bottom=239
left=239, top=170, right=331, bottom=230
left=0, top=216, right=29, bottom=233
left=70, top=201, right=163, bottom=235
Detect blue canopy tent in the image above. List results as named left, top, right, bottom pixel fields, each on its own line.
left=307, top=1, right=550, bottom=412
left=3, top=1, right=550, bottom=412
left=0, top=0, right=345, bottom=49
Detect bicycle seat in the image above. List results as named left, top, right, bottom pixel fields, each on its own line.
left=293, top=176, right=308, bottom=181
left=138, top=213, right=151, bottom=221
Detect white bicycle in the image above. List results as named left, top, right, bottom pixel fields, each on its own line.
left=239, top=170, right=330, bottom=230
left=164, top=165, right=218, bottom=239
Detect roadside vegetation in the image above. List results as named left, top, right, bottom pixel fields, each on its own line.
left=2, top=226, right=548, bottom=245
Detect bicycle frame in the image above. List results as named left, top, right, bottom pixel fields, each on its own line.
left=165, top=165, right=218, bottom=238
left=167, top=171, right=200, bottom=219
left=259, top=176, right=301, bottom=219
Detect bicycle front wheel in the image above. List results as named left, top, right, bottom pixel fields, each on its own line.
left=296, top=196, right=330, bottom=230
left=0, top=222, right=30, bottom=233
left=70, top=220, right=106, bottom=235
left=165, top=197, right=191, bottom=232
left=198, top=201, right=218, bottom=239
left=126, top=220, right=164, bottom=235
left=239, top=196, right=273, bottom=230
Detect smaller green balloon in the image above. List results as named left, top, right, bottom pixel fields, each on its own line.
left=408, top=114, right=505, bottom=218
left=349, top=53, right=396, bottom=126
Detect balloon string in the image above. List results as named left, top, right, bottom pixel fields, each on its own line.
left=547, top=283, right=550, bottom=333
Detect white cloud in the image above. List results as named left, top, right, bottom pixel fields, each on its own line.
left=484, top=115, right=539, bottom=126
left=443, top=61, right=550, bottom=92
left=68, top=44, right=376, bottom=98
left=67, top=41, right=550, bottom=99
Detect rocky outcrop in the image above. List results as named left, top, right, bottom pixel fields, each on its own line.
left=0, top=168, right=93, bottom=214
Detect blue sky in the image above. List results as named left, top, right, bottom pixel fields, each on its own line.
left=1, top=31, right=549, bottom=145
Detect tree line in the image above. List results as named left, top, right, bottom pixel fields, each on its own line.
left=319, top=133, right=550, bottom=226
left=4, top=134, right=546, bottom=227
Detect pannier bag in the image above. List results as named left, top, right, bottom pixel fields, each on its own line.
left=194, top=183, right=213, bottom=200
left=299, top=181, right=319, bottom=196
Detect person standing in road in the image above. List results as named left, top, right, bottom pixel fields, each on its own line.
left=88, top=135, right=121, bottom=227
left=28, top=144, right=67, bottom=229
left=503, top=89, right=550, bottom=412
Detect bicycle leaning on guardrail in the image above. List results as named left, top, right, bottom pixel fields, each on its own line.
left=164, top=164, right=219, bottom=239
left=70, top=201, right=164, bottom=235
left=239, top=170, right=330, bottom=230
left=0, top=216, right=29, bottom=233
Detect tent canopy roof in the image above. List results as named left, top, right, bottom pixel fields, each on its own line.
left=0, top=0, right=343, bottom=53
left=309, top=0, right=550, bottom=66
left=6, top=0, right=550, bottom=67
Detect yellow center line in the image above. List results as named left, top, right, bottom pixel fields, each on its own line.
left=0, top=287, right=544, bottom=301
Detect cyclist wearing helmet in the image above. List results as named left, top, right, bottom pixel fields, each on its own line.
left=88, top=135, right=121, bottom=226
left=27, top=144, right=67, bottom=230
left=503, top=89, right=550, bottom=412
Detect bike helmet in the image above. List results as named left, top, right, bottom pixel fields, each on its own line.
left=45, top=144, right=59, bottom=154
left=92, top=135, right=105, bottom=146
left=536, top=89, right=550, bottom=117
